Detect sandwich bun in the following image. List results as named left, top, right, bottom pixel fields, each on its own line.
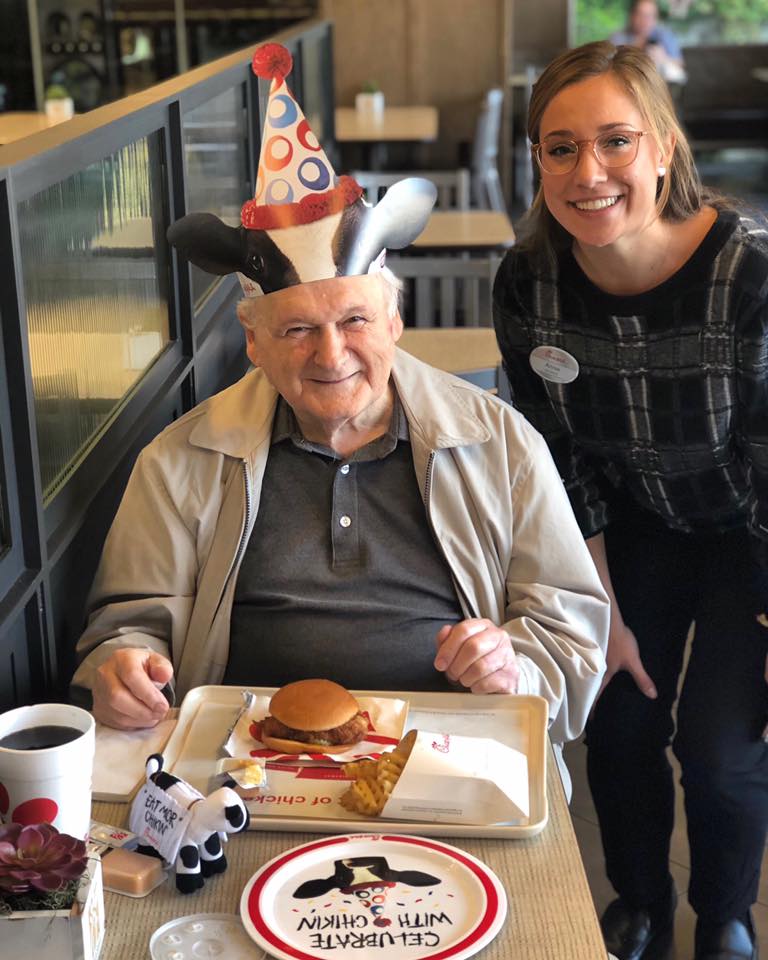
left=261, top=679, right=368, bottom=754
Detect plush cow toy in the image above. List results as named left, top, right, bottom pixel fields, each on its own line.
left=132, top=753, right=248, bottom=894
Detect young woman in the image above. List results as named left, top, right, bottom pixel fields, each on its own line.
left=493, top=41, right=767, bottom=960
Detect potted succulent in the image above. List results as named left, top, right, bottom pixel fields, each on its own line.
left=43, top=84, right=75, bottom=123
left=0, top=823, right=104, bottom=960
left=355, top=80, right=385, bottom=122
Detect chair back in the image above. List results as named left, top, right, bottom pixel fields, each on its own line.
left=471, top=88, right=506, bottom=213
left=387, top=254, right=502, bottom=329
left=353, top=169, right=471, bottom=209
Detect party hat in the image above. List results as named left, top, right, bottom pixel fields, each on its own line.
left=167, top=43, right=436, bottom=298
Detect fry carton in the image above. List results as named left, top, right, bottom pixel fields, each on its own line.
left=381, top=730, right=529, bottom=825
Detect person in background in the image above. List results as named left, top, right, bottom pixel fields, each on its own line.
left=493, top=40, right=767, bottom=960
left=612, top=0, right=686, bottom=83
left=72, top=44, right=610, bottom=785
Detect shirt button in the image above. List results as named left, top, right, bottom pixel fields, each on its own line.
left=339, top=515, right=352, bottom=528
left=340, top=464, right=350, bottom=475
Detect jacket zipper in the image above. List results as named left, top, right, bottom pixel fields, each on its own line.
left=233, top=459, right=253, bottom=573
left=423, top=450, right=475, bottom=619
left=205, top=460, right=253, bottom=630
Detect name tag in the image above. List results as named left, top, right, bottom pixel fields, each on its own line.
left=529, top=345, right=579, bottom=384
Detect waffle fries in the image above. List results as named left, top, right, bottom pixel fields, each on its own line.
left=339, top=730, right=416, bottom=817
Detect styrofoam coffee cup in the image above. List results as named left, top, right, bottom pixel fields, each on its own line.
left=0, top=703, right=95, bottom=839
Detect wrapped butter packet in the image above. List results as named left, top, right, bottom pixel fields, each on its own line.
left=89, top=818, right=138, bottom=850
left=216, top=756, right=267, bottom=791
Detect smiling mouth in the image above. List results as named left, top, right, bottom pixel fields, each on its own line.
left=570, top=196, right=622, bottom=211
left=310, top=373, right=357, bottom=385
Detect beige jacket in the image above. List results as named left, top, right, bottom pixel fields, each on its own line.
left=73, top=349, right=608, bottom=747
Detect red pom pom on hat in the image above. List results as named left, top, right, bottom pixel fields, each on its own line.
left=252, top=43, right=293, bottom=83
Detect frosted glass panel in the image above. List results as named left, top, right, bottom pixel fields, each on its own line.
left=183, top=85, right=250, bottom=309
left=0, top=457, right=7, bottom=554
left=18, top=135, right=170, bottom=502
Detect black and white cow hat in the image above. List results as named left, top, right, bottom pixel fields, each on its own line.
left=167, top=43, right=437, bottom=298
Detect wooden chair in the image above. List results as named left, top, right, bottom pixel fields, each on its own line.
left=353, top=169, right=471, bottom=209
left=387, top=254, right=502, bottom=330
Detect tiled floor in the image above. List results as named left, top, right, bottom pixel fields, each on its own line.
left=563, top=735, right=768, bottom=959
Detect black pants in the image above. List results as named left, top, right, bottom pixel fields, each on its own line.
left=585, top=505, right=768, bottom=923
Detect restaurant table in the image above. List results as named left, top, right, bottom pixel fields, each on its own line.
left=399, top=328, right=501, bottom=390
left=335, top=105, right=438, bottom=169
left=335, top=106, right=439, bottom=144
left=0, top=111, right=65, bottom=145
left=412, top=210, right=516, bottom=253
left=92, top=746, right=607, bottom=959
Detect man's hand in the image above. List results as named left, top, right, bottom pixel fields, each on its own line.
left=597, top=619, right=657, bottom=701
left=434, top=619, right=519, bottom=693
left=92, top=648, right=174, bottom=729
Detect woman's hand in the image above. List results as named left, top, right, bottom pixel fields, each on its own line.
left=585, top=532, right=657, bottom=702
left=598, top=618, right=657, bottom=700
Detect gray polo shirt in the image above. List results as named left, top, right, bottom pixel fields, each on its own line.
left=225, top=392, right=463, bottom=690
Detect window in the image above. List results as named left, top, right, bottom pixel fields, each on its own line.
left=575, top=0, right=768, bottom=46
left=183, top=86, right=250, bottom=310
left=18, top=134, right=170, bottom=502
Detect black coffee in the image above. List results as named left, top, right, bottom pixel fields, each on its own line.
left=0, top=724, right=83, bottom=750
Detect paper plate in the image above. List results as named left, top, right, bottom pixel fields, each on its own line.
left=240, top=833, right=507, bottom=960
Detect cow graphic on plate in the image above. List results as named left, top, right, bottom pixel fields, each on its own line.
left=240, top=834, right=508, bottom=960
left=293, top=855, right=441, bottom=928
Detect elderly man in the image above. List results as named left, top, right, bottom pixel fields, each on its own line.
left=73, top=45, right=608, bottom=764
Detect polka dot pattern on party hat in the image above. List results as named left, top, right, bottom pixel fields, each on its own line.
left=243, top=42, right=358, bottom=228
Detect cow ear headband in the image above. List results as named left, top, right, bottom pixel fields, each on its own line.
left=167, top=43, right=437, bottom=298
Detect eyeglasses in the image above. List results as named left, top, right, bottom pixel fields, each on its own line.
left=532, top=130, right=648, bottom=175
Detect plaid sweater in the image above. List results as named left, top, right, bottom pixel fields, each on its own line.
left=493, top=209, right=768, bottom=562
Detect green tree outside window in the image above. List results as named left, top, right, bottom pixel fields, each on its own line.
left=575, top=0, right=768, bottom=45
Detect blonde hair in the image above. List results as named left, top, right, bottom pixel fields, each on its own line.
left=237, top=267, right=403, bottom=329
left=520, top=41, right=703, bottom=259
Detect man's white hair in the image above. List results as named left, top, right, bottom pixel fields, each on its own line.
left=237, top=266, right=404, bottom=330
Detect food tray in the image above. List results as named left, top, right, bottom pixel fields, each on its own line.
left=160, top=686, right=549, bottom=840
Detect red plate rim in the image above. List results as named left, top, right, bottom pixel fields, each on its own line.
left=243, top=833, right=503, bottom=960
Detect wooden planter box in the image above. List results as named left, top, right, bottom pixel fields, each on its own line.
left=1, top=857, right=104, bottom=960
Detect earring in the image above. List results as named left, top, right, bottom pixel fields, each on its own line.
left=657, top=165, right=667, bottom=176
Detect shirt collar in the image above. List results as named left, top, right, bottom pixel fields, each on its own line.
left=270, top=388, right=410, bottom=461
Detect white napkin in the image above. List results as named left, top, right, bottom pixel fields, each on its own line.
left=92, top=713, right=178, bottom=802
